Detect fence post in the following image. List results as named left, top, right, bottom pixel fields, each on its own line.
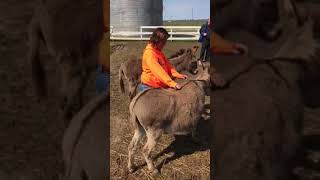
left=110, top=26, right=113, bottom=39
left=140, top=27, right=143, bottom=40
left=170, top=28, right=173, bottom=41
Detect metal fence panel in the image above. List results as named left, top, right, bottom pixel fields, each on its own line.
left=110, top=26, right=201, bottom=41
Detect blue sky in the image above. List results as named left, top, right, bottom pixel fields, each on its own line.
left=163, top=0, right=210, bottom=20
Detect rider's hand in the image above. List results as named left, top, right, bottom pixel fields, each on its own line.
left=233, top=43, right=249, bottom=55
left=211, top=73, right=226, bottom=87
left=181, top=74, right=188, bottom=79
left=175, top=84, right=182, bottom=90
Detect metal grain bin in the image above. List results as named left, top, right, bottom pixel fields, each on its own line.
left=110, top=0, right=121, bottom=31
left=111, top=0, right=163, bottom=32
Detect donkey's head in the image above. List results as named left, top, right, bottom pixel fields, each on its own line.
left=170, top=48, right=199, bottom=75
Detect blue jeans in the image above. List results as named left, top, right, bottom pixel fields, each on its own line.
left=138, top=83, right=151, bottom=92
left=96, top=65, right=110, bottom=94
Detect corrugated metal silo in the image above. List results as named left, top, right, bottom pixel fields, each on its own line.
left=110, top=0, right=121, bottom=31
left=111, top=0, right=163, bottom=32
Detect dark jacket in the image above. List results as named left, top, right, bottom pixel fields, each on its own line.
left=198, top=22, right=211, bottom=43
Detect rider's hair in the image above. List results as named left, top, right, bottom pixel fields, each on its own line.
left=149, top=28, right=169, bottom=46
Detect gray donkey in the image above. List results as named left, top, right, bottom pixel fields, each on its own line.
left=127, top=64, right=224, bottom=175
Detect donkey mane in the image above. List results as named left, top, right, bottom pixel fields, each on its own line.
left=169, top=48, right=193, bottom=64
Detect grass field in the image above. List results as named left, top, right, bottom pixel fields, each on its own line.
left=163, top=19, right=207, bottom=26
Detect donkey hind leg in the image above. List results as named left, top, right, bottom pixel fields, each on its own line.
left=128, top=124, right=145, bottom=173
left=143, top=129, right=162, bottom=176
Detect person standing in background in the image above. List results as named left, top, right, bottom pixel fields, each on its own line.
left=198, top=18, right=211, bottom=62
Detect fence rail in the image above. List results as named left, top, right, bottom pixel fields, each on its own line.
left=110, top=26, right=201, bottom=41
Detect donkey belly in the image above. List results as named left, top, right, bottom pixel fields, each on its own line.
left=165, top=117, right=199, bottom=135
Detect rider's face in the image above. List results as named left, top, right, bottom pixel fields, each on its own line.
left=158, top=39, right=167, bottom=50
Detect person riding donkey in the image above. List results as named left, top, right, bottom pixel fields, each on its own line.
left=138, top=28, right=188, bottom=92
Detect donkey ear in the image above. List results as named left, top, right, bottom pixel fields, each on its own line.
left=192, top=46, right=199, bottom=55
left=278, top=0, right=297, bottom=18
left=280, top=0, right=305, bottom=26
left=283, top=0, right=295, bottom=16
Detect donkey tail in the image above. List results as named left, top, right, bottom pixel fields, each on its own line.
left=129, top=88, right=151, bottom=116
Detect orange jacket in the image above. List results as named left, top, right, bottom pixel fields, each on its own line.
left=141, top=43, right=184, bottom=88
left=211, top=32, right=236, bottom=54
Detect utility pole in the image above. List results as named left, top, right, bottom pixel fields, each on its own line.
left=192, top=8, right=193, bottom=20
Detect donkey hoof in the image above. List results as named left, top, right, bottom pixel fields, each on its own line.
left=152, top=169, right=160, bottom=176
left=128, top=166, right=135, bottom=173
left=128, top=168, right=134, bottom=173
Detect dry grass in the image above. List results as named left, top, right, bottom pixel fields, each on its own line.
left=109, top=41, right=210, bottom=180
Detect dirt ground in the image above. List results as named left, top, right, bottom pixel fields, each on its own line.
left=109, top=41, right=211, bottom=180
